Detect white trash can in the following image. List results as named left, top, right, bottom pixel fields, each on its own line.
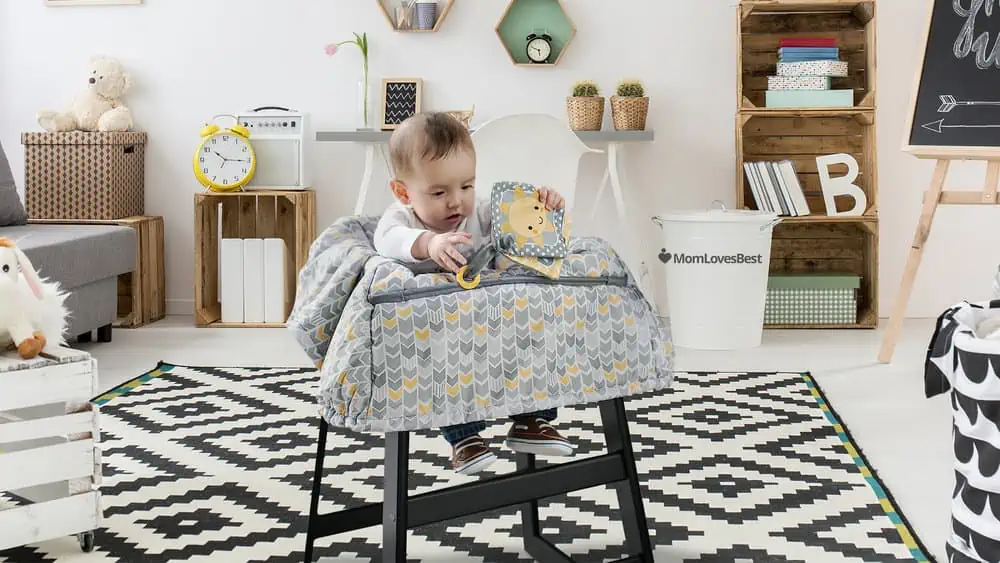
left=652, top=207, right=780, bottom=350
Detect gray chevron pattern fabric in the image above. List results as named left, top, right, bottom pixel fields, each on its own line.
left=288, top=216, right=674, bottom=433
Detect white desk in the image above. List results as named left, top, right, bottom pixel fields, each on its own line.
left=315, top=129, right=657, bottom=304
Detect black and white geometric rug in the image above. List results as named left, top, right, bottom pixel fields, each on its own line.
left=0, top=364, right=935, bottom=562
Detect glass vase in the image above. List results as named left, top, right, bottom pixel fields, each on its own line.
left=357, top=77, right=375, bottom=131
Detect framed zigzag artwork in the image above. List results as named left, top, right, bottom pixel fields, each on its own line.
left=380, top=77, right=422, bottom=131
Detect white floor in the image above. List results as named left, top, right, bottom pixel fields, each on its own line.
left=77, top=315, right=952, bottom=562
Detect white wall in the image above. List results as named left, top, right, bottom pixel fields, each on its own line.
left=0, top=0, right=990, bottom=319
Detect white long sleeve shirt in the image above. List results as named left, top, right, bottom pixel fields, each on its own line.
left=373, top=199, right=493, bottom=263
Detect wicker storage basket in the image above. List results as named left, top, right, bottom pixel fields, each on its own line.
left=565, top=96, right=605, bottom=131
left=611, top=96, right=649, bottom=131
left=21, top=131, right=146, bottom=221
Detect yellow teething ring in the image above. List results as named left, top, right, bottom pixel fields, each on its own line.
left=456, top=266, right=481, bottom=289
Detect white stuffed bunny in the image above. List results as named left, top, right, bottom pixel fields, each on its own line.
left=0, top=238, right=68, bottom=359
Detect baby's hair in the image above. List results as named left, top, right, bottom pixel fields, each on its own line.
left=389, top=112, right=474, bottom=179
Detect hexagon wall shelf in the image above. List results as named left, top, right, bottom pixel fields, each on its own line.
left=378, top=0, right=455, bottom=32
left=496, top=0, right=576, bottom=66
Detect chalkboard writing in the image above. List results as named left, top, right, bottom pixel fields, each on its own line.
left=908, top=0, right=1000, bottom=150
left=381, top=79, right=422, bottom=131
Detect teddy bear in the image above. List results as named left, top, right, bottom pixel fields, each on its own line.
left=37, top=55, right=134, bottom=133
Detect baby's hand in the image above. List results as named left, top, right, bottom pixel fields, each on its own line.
left=427, top=232, right=471, bottom=273
left=537, top=187, right=565, bottom=210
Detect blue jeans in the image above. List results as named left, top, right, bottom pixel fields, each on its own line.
left=441, top=408, right=558, bottom=445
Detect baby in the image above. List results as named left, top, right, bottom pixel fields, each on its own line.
left=374, top=111, right=575, bottom=474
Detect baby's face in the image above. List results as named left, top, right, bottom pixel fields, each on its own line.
left=404, top=147, right=477, bottom=233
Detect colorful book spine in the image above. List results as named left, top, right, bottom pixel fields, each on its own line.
left=779, top=37, right=837, bottom=48
left=778, top=47, right=839, bottom=62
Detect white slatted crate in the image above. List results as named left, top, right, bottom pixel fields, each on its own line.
left=0, top=346, right=101, bottom=553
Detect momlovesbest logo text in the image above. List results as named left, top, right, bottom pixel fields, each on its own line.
left=657, top=249, right=764, bottom=265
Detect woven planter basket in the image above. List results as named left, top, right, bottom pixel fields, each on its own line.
left=565, top=96, right=605, bottom=131
left=611, top=96, right=649, bottom=131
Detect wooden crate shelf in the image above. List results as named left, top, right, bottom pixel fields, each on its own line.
left=116, top=216, right=165, bottom=328
left=736, top=0, right=878, bottom=329
left=768, top=219, right=878, bottom=328
left=194, top=189, right=316, bottom=328
left=737, top=112, right=876, bottom=217
left=738, top=0, right=875, bottom=110
left=29, top=216, right=165, bottom=328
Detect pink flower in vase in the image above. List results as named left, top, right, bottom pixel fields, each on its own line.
left=324, top=32, right=371, bottom=128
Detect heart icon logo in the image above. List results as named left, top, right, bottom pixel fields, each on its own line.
left=658, top=249, right=671, bottom=263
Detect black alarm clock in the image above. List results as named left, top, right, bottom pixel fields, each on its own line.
left=526, top=33, right=553, bottom=64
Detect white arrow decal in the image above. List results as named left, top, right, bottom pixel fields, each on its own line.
left=922, top=119, right=1000, bottom=133
left=937, top=94, right=1000, bottom=113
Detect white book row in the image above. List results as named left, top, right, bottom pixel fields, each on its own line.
left=743, top=160, right=812, bottom=217
left=220, top=238, right=288, bottom=324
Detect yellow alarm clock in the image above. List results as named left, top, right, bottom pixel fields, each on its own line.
left=193, top=114, right=256, bottom=192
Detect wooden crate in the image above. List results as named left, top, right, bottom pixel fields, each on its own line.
left=28, top=216, right=166, bottom=328
left=194, top=189, right=317, bottom=328
left=738, top=0, right=875, bottom=110
left=737, top=112, right=876, bottom=218
left=0, top=346, right=101, bottom=553
left=768, top=219, right=878, bottom=328
left=736, top=0, right=878, bottom=329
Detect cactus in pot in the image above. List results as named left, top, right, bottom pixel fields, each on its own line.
left=566, top=80, right=605, bottom=131
left=617, top=80, right=645, bottom=98
left=572, top=80, right=600, bottom=97
left=611, top=79, right=649, bottom=131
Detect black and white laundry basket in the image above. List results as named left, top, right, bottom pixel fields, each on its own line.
left=926, top=299, right=1000, bottom=562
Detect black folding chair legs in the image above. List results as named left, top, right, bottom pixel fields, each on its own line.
left=303, top=397, right=654, bottom=562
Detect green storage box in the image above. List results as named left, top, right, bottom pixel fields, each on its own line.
left=764, top=274, right=860, bottom=325
left=764, top=89, right=855, bottom=108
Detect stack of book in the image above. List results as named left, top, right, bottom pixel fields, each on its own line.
left=765, top=37, right=853, bottom=108
left=220, top=237, right=290, bottom=324
left=743, top=159, right=812, bottom=217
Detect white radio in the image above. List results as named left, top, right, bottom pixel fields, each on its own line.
left=236, top=106, right=308, bottom=189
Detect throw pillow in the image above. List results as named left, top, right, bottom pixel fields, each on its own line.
left=0, top=140, right=27, bottom=226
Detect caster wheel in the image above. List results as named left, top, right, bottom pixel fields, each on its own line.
left=78, top=531, right=95, bottom=552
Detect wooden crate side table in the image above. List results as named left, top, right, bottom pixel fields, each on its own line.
left=29, top=216, right=166, bottom=328
left=116, top=216, right=165, bottom=328
left=0, top=346, right=101, bottom=553
left=194, top=189, right=317, bottom=328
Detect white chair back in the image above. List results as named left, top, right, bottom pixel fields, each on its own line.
left=471, top=113, right=601, bottom=211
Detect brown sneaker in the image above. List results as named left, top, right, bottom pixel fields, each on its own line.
left=505, top=417, right=574, bottom=456
left=451, top=435, right=497, bottom=475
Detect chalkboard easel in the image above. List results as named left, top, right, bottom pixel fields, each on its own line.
left=880, top=0, right=1000, bottom=362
